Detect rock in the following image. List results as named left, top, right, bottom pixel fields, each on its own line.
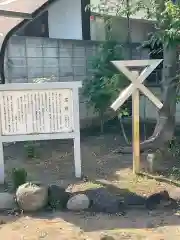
left=174, top=210, right=180, bottom=216
left=146, top=221, right=155, bottom=228
left=123, top=194, right=146, bottom=207
left=67, top=194, right=90, bottom=211
left=48, top=185, right=71, bottom=210
left=169, top=188, right=180, bottom=202
left=0, top=220, right=6, bottom=225
left=100, top=236, right=115, bottom=240
left=167, top=198, right=179, bottom=209
left=146, top=153, right=156, bottom=173
left=0, top=193, right=16, bottom=210
left=16, top=182, right=48, bottom=212
left=85, top=188, right=124, bottom=214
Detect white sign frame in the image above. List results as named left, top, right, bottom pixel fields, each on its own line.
left=0, top=81, right=82, bottom=183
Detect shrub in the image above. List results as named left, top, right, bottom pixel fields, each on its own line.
left=82, top=41, right=128, bottom=133
left=24, top=141, right=40, bottom=158
left=11, top=168, right=27, bottom=190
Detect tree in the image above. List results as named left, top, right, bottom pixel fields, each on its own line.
left=82, top=41, right=127, bottom=133
left=89, top=0, right=180, bottom=152
left=122, top=0, right=180, bottom=152
left=126, top=0, right=132, bottom=58
left=88, top=0, right=136, bottom=58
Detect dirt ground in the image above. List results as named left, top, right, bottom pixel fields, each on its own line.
left=1, top=132, right=180, bottom=239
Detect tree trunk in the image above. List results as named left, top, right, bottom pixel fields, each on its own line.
left=119, top=117, right=130, bottom=144
left=126, top=0, right=132, bottom=59
left=116, top=46, right=178, bottom=154
left=100, top=111, right=104, bottom=133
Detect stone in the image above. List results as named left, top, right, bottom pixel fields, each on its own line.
left=145, top=221, right=155, bottom=228
left=0, top=193, right=16, bottom=210
left=67, top=194, right=90, bottom=211
left=123, top=193, right=146, bottom=206
left=85, top=188, right=124, bottom=214
left=16, top=182, right=48, bottom=212
left=48, top=185, right=71, bottom=210
left=147, top=153, right=156, bottom=173
left=100, top=236, right=115, bottom=240
left=169, top=188, right=180, bottom=202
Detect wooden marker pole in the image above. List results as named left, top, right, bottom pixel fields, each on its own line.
left=132, top=71, right=140, bottom=174
left=111, top=60, right=163, bottom=174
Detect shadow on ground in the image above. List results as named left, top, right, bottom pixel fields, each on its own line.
left=28, top=181, right=180, bottom=233
left=0, top=179, right=180, bottom=239
left=3, top=130, right=133, bottom=187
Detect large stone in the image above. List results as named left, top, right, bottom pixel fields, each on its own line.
left=67, top=194, right=90, bottom=211
left=85, top=188, right=124, bottom=214
left=169, top=188, right=180, bottom=202
left=48, top=185, right=71, bottom=210
left=16, top=182, right=48, bottom=212
left=100, top=236, right=115, bottom=240
left=0, top=193, right=16, bottom=210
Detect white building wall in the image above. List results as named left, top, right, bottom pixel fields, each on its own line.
left=90, top=16, right=154, bottom=43
left=90, top=16, right=106, bottom=41
left=48, top=0, right=83, bottom=40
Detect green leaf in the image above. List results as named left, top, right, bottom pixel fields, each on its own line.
left=82, top=41, right=130, bottom=117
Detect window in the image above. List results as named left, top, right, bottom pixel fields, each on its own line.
left=17, top=11, right=49, bottom=38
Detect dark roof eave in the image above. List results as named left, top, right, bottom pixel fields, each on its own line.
left=0, top=0, right=59, bottom=84
left=0, top=9, right=32, bottom=19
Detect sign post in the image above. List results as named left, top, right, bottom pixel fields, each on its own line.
left=132, top=71, right=140, bottom=173
left=111, top=60, right=163, bottom=174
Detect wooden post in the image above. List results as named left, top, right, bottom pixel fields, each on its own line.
left=110, top=60, right=163, bottom=174
left=132, top=71, right=140, bottom=174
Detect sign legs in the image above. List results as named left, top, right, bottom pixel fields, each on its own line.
left=72, top=88, right=82, bottom=178
left=0, top=142, right=4, bottom=183
left=74, top=135, right=81, bottom=178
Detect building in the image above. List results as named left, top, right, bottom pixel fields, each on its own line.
left=16, top=0, right=161, bottom=84
left=2, top=0, right=167, bottom=124
left=17, top=0, right=91, bottom=41
left=16, top=0, right=155, bottom=45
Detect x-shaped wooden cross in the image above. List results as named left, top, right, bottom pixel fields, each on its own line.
left=111, top=59, right=163, bottom=111
left=110, top=59, right=163, bottom=174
